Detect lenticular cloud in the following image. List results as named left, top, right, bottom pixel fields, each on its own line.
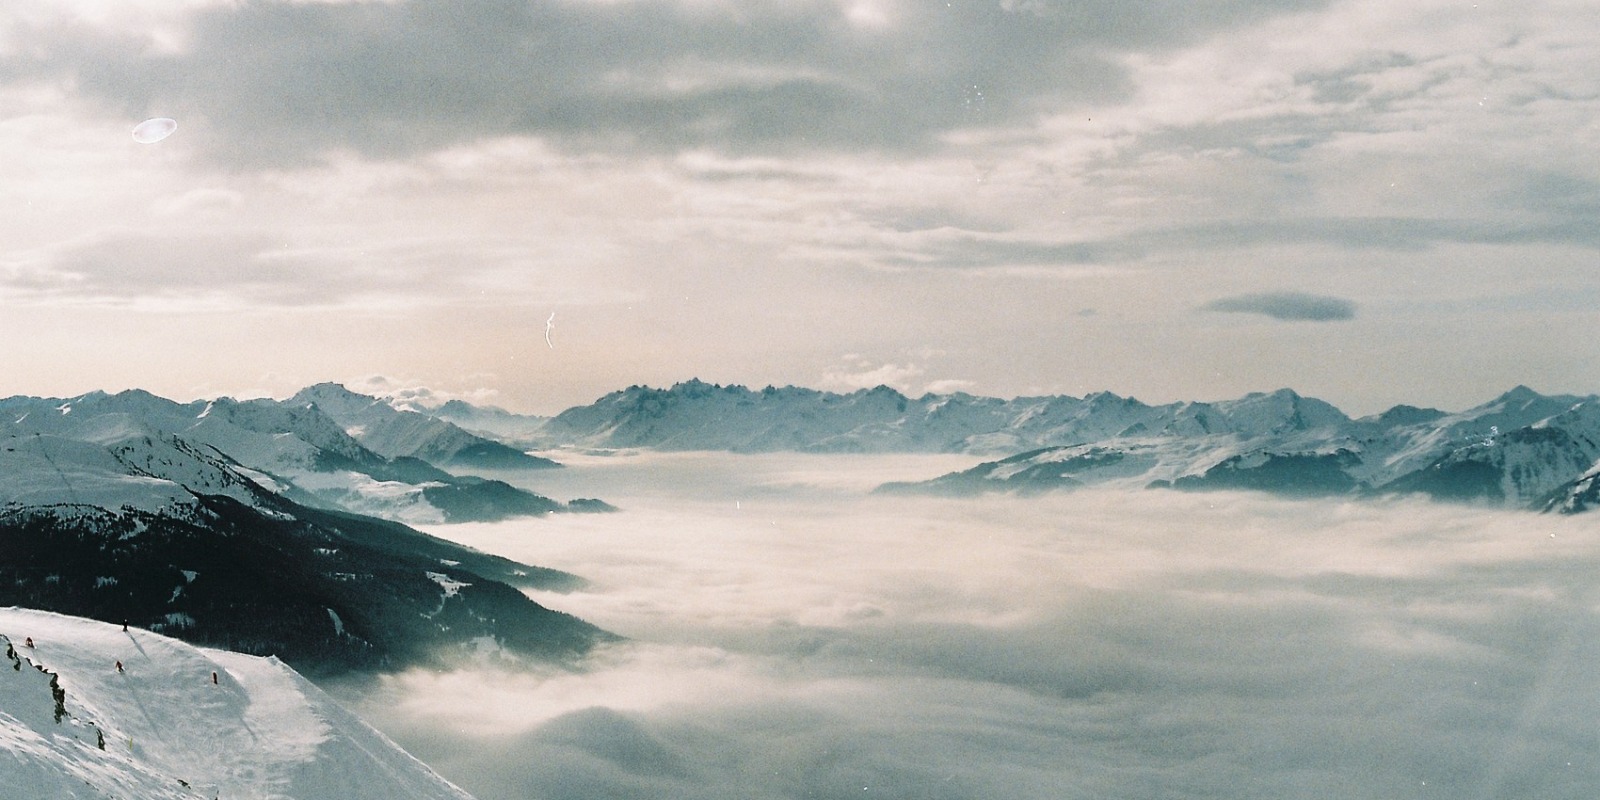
left=132, top=118, right=178, bottom=144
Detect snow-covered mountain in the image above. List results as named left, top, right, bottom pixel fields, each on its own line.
left=0, top=427, right=608, bottom=675
left=534, top=380, right=949, bottom=452
left=353, top=379, right=1600, bottom=514
left=0, top=389, right=595, bottom=524
left=879, top=386, right=1600, bottom=513
left=292, top=383, right=558, bottom=470
left=1, top=608, right=475, bottom=799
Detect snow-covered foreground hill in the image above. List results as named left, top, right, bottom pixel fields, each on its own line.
left=0, top=608, right=473, bottom=799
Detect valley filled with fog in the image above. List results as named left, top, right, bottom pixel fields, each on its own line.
left=339, top=453, right=1600, bottom=800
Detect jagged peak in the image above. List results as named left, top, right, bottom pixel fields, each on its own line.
left=1083, top=390, right=1140, bottom=407
left=854, top=384, right=910, bottom=399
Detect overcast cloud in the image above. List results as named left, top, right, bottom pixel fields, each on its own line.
left=2, top=0, right=1599, bottom=414
left=6, top=0, right=1336, bottom=166
left=335, top=453, right=1600, bottom=800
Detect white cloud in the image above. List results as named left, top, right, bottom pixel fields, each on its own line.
left=342, top=375, right=504, bottom=409
left=817, top=360, right=924, bottom=393
left=337, top=453, right=1600, bottom=800
left=922, top=378, right=977, bottom=395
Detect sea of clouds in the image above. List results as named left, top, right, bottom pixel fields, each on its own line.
left=335, top=452, right=1600, bottom=800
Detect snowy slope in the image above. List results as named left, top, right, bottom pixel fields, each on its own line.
left=1543, top=459, right=1600, bottom=513
left=0, top=431, right=271, bottom=516
left=0, top=435, right=196, bottom=514
left=0, top=608, right=473, bottom=800
left=1353, top=385, right=1591, bottom=487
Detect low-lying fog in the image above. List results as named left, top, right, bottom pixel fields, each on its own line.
left=337, top=452, right=1600, bottom=800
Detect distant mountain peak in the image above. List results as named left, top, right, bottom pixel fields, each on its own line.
left=293, top=382, right=376, bottom=405
left=1498, top=385, right=1542, bottom=402
left=1370, top=404, right=1447, bottom=427
left=1084, top=390, right=1139, bottom=407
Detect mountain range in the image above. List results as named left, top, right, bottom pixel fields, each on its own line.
left=872, top=385, right=1600, bottom=511
left=7, top=376, right=1596, bottom=798
left=21, top=379, right=1600, bottom=517
left=7, top=377, right=1600, bottom=677
left=433, top=378, right=1600, bottom=513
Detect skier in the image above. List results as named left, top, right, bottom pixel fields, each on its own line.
left=211, top=671, right=218, bottom=685
left=115, top=660, right=123, bottom=673
left=23, top=637, right=32, bottom=648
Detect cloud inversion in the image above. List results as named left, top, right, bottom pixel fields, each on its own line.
left=335, top=452, right=1600, bottom=800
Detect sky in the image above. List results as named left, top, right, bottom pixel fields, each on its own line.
left=2, top=0, right=1598, bottom=415
left=336, top=452, right=1600, bottom=800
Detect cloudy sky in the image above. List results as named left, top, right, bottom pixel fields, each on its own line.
left=3, top=0, right=1597, bottom=414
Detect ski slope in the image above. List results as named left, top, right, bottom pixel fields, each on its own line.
left=0, top=608, right=473, bottom=799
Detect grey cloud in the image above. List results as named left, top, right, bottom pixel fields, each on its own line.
left=1167, top=215, right=1600, bottom=252
left=1492, top=172, right=1600, bottom=219
left=9, top=0, right=1330, bottom=166
left=3, top=231, right=495, bottom=308
left=861, top=214, right=1600, bottom=274
left=1292, top=51, right=1426, bottom=106
left=1202, top=291, right=1356, bottom=320
left=2, top=232, right=294, bottom=305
